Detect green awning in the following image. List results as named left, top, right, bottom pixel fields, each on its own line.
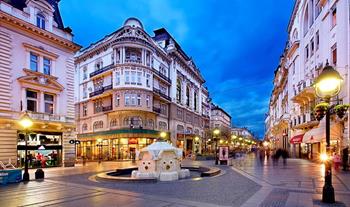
left=77, top=128, right=170, bottom=139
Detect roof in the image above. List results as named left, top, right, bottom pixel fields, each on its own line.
left=4, top=0, right=65, bottom=30
left=211, top=104, right=231, bottom=119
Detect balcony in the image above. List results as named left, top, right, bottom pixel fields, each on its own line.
left=102, top=105, right=113, bottom=112
left=89, top=64, right=114, bottom=78
left=153, top=87, right=171, bottom=101
left=152, top=68, right=171, bottom=84
left=153, top=106, right=161, bottom=113
left=125, top=58, right=142, bottom=64
left=27, top=111, right=73, bottom=123
left=89, top=84, right=113, bottom=98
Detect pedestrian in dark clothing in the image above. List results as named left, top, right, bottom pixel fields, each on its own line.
left=281, top=149, right=289, bottom=167
left=343, top=147, right=349, bottom=171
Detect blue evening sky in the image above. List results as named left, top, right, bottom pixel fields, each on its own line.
left=59, top=0, right=294, bottom=138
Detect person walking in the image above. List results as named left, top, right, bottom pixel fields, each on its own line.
left=333, top=153, right=341, bottom=171
left=281, top=149, right=289, bottom=167
left=342, top=147, right=349, bottom=171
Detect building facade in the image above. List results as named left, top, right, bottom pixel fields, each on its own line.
left=0, top=0, right=80, bottom=167
left=74, top=18, right=210, bottom=160
left=266, top=0, right=350, bottom=159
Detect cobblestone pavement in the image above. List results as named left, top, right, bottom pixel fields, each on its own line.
left=0, top=160, right=260, bottom=207
left=1, top=156, right=350, bottom=207
left=233, top=153, right=350, bottom=207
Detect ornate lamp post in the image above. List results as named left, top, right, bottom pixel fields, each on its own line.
left=213, top=128, right=220, bottom=165
left=19, top=112, right=33, bottom=182
left=313, top=63, right=343, bottom=203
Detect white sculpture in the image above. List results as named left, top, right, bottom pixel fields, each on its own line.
left=132, top=140, right=190, bottom=181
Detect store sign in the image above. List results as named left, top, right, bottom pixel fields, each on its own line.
left=219, top=146, right=229, bottom=161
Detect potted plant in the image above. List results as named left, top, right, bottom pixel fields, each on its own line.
left=314, top=102, right=329, bottom=121
left=334, top=104, right=349, bottom=119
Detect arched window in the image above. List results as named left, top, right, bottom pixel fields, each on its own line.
left=36, top=13, right=46, bottom=29
left=303, top=5, right=309, bottom=36
left=124, top=116, right=142, bottom=128
left=292, top=29, right=298, bottom=41
left=82, top=123, right=88, bottom=132
left=177, top=125, right=184, bottom=133
left=148, top=119, right=154, bottom=129
left=159, top=121, right=167, bottom=130
left=95, top=60, right=103, bottom=71
left=176, top=78, right=182, bottom=102
left=93, top=121, right=103, bottom=130
left=194, top=91, right=198, bottom=111
left=186, top=85, right=190, bottom=107
left=194, top=129, right=199, bottom=135
left=110, top=119, right=118, bottom=128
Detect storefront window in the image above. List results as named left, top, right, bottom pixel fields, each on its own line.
left=17, top=132, right=62, bottom=168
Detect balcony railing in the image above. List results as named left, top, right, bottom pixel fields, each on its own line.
left=89, top=64, right=114, bottom=78
left=89, top=84, right=113, bottom=98
left=102, top=105, right=113, bottom=112
left=27, top=111, right=72, bottom=123
left=152, top=68, right=171, bottom=83
left=125, top=58, right=142, bottom=64
left=153, top=87, right=171, bottom=101
left=153, top=106, right=161, bottom=113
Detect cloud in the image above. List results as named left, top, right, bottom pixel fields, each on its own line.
left=59, top=0, right=294, bottom=137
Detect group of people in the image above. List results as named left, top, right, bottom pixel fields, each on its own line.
left=258, top=148, right=289, bottom=166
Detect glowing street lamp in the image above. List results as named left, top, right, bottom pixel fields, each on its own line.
left=160, top=131, right=167, bottom=139
left=313, top=63, right=343, bottom=203
left=19, top=112, right=33, bottom=181
left=213, top=128, right=220, bottom=165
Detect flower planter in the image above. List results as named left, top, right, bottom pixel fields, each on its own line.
left=334, top=104, right=349, bottom=119
left=314, top=103, right=329, bottom=121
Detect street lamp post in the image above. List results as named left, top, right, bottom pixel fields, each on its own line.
left=19, top=112, right=33, bottom=182
left=213, top=129, right=220, bottom=165
left=314, top=63, right=343, bottom=203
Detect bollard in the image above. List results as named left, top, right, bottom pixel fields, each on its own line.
left=35, top=168, right=45, bottom=179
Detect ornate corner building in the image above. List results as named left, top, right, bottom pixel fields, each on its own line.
left=0, top=0, right=80, bottom=167
left=265, top=0, right=350, bottom=159
left=74, top=18, right=211, bottom=161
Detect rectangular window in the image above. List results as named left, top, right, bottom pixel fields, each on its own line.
left=36, top=14, right=45, bottom=29
left=331, top=8, right=337, bottom=28
left=26, top=90, right=37, bottom=112
left=43, top=57, right=51, bottom=75
left=305, top=45, right=309, bottom=61
left=146, top=73, right=151, bottom=87
left=125, top=71, right=130, bottom=84
left=332, top=44, right=337, bottom=65
left=116, top=72, right=120, bottom=85
left=83, top=67, right=87, bottom=80
left=137, top=71, right=142, bottom=85
left=131, top=94, right=136, bottom=105
left=160, top=104, right=167, bottom=115
left=94, top=100, right=103, bottom=113
left=316, top=31, right=319, bottom=50
left=310, top=38, right=314, bottom=56
left=131, top=71, right=136, bottom=84
left=146, top=95, right=150, bottom=107
left=83, top=84, right=87, bottom=99
left=137, top=94, right=141, bottom=106
left=44, top=94, right=54, bottom=114
left=125, top=94, right=130, bottom=106
left=30, top=53, right=38, bottom=72
left=115, top=94, right=120, bottom=106
left=83, top=103, right=87, bottom=116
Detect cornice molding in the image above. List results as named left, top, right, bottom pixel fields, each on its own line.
left=0, top=11, right=81, bottom=52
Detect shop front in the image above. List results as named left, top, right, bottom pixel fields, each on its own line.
left=17, top=131, right=63, bottom=168
left=302, top=119, right=342, bottom=160
left=77, top=128, right=168, bottom=161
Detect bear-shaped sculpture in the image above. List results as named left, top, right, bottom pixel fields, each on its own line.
left=132, top=140, right=190, bottom=181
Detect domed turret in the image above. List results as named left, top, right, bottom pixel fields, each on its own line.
left=123, top=17, right=144, bottom=29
